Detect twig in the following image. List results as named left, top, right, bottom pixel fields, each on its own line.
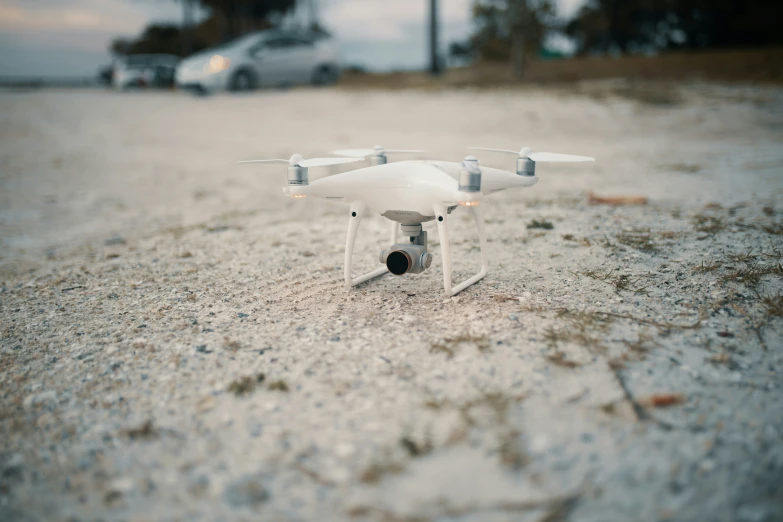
left=590, top=310, right=703, bottom=329
left=750, top=322, right=768, bottom=351
left=608, top=363, right=674, bottom=431
left=295, top=463, right=336, bottom=487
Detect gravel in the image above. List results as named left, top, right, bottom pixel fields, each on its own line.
left=0, top=84, right=782, bottom=522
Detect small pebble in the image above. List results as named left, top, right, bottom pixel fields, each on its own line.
left=223, top=474, right=269, bottom=509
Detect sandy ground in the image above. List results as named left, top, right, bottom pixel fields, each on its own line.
left=1, top=84, right=782, bottom=522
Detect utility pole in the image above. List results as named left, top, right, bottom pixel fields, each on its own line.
left=429, top=0, right=441, bottom=75
left=182, top=0, right=193, bottom=56
left=509, top=0, right=527, bottom=80
left=308, top=0, right=318, bottom=30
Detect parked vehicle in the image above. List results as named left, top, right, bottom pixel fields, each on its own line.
left=113, top=54, right=179, bottom=90
left=175, top=29, right=340, bottom=93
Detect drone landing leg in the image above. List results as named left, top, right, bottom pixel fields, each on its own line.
left=433, top=204, right=488, bottom=296
left=344, top=203, right=389, bottom=288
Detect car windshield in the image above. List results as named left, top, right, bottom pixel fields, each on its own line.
left=125, top=55, right=177, bottom=66
left=212, top=33, right=262, bottom=51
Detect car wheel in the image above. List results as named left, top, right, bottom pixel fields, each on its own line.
left=230, top=70, right=256, bottom=92
left=312, top=65, right=339, bottom=86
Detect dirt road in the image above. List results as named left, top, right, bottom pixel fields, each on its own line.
left=1, top=84, right=782, bottom=521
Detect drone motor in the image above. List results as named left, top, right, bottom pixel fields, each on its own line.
left=516, top=157, right=536, bottom=177
left=288, top=162, right=308, bottom=186
left=370, top=146, right=388, bottom=166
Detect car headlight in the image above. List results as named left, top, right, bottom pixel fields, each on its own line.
left=206, top=55, right=231, bottom=74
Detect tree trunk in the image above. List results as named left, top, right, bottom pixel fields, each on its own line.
left=429, top=0, right=441, bottom=75
left=511, top=32, right=526, bottom=80
left=509, top=0, right=528, bottom=80
left=182, top=0, right=193, bottom=56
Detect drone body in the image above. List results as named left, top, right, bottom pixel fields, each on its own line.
left=282, top=160, right=539, bottom=221
left=240, top=146, right=594, bottom=296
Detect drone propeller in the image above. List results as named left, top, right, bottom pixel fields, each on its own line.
left=469, top=147, right=594, bottom=163
left=238, top=153, right=364, bottom=168
left=331, top=145, right=425, bottom=158
left=238, top=153, right=365, bottom=190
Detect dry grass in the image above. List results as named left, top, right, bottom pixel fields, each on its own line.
left=430, top=334, right=491, bottom=358
left=423, top=391, right=528, bottom=470
left=546, top=350, right=583, bottom=368
left=223, top=338, right=242, bottom=352
left=120, top=420, right=158, bottom=440
left=543, top=323, right=600, bottom=350
left=727, top=249, right=758, bottom=263
left=562, top=234, right=592, bottom=246
left=399, top=436, right=433, bottom=458
left=693, top=250, right=783, bottom=287
left=340, top=48, right=783, bottom=90
left=720, top=262, right=783, bottom=287
left=459, top=392, right=529, bottom=470
left=587, top=193, right=648, bottom=206
left=760, top=292, right=783, bottom=317
left=693, top=259, right=722, bottom=273
left=692, top=214, right=726, bottom=234
left=527, top=219, right=554, bottom=230
left=575, top=268, right=650, bottom=294
left=359, top=458, right=406, bottom=484
left=666, top=163, right=702, bottom=174
left=624, top=333, right=660, bottom=354
left=762, top=223, right=783, bottom=235
left=615, top=229, right=658, bottom=253
left=266, top=380, right=290, bottom=392
left=542, top=309, right=613, bottom=359
left=556, top=307, right=704, bottom=330
left=228, top=373, right=266, bottom=396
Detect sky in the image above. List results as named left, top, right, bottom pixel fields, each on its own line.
left=0, top=0, right=586, bottom=77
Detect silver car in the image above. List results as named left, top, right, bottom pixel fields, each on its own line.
left=175, top=29, right=340, bottom=93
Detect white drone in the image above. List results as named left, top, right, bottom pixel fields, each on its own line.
left=239, top=145, right=594, bottom=295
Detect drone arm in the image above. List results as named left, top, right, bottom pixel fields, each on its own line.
left=344, top=202, right=389, bottom=288
left=433, top=203, right=488, bottom=296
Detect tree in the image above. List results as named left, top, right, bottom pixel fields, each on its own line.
left=471, top=0, right=557, bottom=79
left=111, top=0, right=297, bottom=57
left=199, top=0, right=296, bottom=40
left=566, top=0, right=783, bottom=55
left=666, top=0, right=783, bottom=49
left=111, top=24, right=203, bottom=57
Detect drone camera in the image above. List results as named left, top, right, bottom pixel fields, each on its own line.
left=380, top=229, right=431, bottom=275
left=386, top=250, right=412, bottom=275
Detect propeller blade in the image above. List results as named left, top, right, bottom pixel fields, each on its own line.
left=528, top=152, right=595, bottom=163
left=331, top=148, right=375, bottom=158
left=331, top=148, right=426, bottom=157
left=237, top=159, right=289, bottom=164
left=297, top=157, right=365, bottom=168
left=468, top=147, right=519, bottom=155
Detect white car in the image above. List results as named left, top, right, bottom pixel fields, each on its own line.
left=175, top=29, right=340, bottom=93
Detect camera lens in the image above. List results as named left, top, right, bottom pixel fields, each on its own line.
left=386, top=250, right=411, bottom=275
